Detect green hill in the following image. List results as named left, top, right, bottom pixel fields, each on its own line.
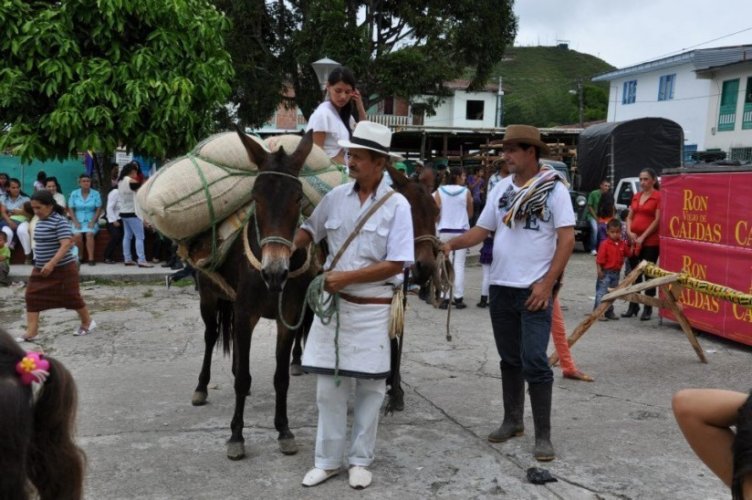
left=492, top=46, right=616, bottom=127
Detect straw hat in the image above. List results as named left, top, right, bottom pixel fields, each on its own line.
left=501, top=125, right=549, bottom=155
left=338, top=121, right=403, bottom=160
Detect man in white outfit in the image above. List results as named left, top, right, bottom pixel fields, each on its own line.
left=293, top=121, right=414, bottom=490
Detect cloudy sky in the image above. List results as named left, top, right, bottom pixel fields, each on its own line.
left=513, top=0, right=752, bottom=68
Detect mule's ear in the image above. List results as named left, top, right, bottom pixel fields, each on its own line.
left=235, top=125, right=268, bottom=169
left=288, top=130, right=313, bottom=176
left=386, top=162, right=408, bottom=188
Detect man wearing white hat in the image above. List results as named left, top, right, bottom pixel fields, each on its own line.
left=441, top=124, right=575, bottom=461
left=293, top=121, right=414, bottom=489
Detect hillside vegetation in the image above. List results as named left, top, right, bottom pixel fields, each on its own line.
left=492, top=46, right=615, bottom=127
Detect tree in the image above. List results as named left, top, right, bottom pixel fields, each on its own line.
left=215, top=0, right=517, bottom=126
left=0, top=0, right=234, bottom=183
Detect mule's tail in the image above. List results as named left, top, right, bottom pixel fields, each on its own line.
left=218, top=298, right=234, bottom=355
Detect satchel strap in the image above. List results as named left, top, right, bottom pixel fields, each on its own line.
left=327, top=190, right=396, bottom=271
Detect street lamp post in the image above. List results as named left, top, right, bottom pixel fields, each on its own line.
left=311, top=57, right=341, bottom=91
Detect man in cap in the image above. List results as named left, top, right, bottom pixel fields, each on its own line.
left=440, top=124, right=575, bottom=461
left=293, top=121, right=414, bottom=489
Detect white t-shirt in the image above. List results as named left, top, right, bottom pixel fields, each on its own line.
left=476, top=176, right=575, bottom=288
left=305, top=101, right=354, bottom=160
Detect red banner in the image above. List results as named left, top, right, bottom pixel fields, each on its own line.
left=660, top=171, right=752, bottom=346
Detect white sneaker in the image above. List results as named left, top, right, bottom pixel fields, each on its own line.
left=348, top=466, right=372, bottom=489
left=302, top=467, right=340, bottom=487
left=590, top=250, right=597, bottom=256
left=74, top=319, right=97, bottom=336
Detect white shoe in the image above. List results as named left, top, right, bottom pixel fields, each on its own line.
left=302, top=467, right=340, bottom=487
left=74, top=319, right=97, bottom=336
left=348, top=466, right=372, bottom=489
left=590, top=250, right=597, bottom=256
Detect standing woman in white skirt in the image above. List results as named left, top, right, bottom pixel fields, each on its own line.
left=434, top=167, right=472, bottom=309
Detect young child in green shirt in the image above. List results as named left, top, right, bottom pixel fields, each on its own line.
left=0, top=231, right=10, bottom=286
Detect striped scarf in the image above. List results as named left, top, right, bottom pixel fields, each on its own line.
left=502, top=165, right=569, bottom=228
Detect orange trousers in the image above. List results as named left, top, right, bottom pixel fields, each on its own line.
left=551, top=296, right=578, bottom=375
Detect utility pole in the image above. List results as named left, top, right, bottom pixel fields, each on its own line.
left=496, top=76, right=504, bottom=127
left=577, top=78, right=584, bottom=129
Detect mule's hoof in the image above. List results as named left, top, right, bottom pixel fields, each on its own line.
left=290, top=364, right=304, bottom=376
left=385, top=396, right=405, bottom=415
left=279, top=437, right=298, bottom=455
left=227, top=441, right=246, bottom=460
left=191, top=391, right=208, bottom=406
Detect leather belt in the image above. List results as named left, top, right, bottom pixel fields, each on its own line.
left=339, top=292, right=392, bottom=305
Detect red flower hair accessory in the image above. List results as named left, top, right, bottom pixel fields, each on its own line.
left=15, top=351, right=51, bottom=386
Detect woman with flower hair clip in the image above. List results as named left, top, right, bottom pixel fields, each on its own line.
left=0, top=328, right=85, bottom=500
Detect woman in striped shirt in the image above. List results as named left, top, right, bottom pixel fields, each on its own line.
left=17, top=190, right=96, bottom=343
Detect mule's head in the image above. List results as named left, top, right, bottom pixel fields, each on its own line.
left=237, top=128, right=312, bottom=292
left=386, top=163, right=439, bottom=286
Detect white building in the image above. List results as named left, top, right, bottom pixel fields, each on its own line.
left=593, top=45, right=752, bottom=161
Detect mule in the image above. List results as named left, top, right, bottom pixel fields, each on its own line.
left=191, top=129, right=318, bottom=460
left=382, top=164, right=440, bottom=413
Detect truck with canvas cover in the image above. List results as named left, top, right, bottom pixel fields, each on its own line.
left=576, top=117, right=683, bottom=193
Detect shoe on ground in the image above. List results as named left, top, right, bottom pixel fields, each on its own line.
left=137, top=262, right=154, bottom=268
left=590, top=250, right=597, bottom=256
left=124, top=261, right=136, bottom=266
left=348, top=466, right=372, bottom=489
left=74, top=319, right=97, bottom=336
left=598, top=315, right=609, bottom=321
left=24, top=256, right=33, bottom=265
left=302, top=467, right=340, bottom=487
left=15, top=335, right=37, bottom=343
left=88, top=260, right=96, bottom=266
left=562, top=370, right=594, bottom=382
left=452, top=298, right=467, bottom=309
left=605, top=311, right=619, bottom=320
left=151, top=258, right=160, bottom=264
left=104, top=259, right=116, bottom=264
left=438, top=299, right=449, bottom=310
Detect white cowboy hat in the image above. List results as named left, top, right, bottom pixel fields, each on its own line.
left=338, top=121, right=403, bottom=160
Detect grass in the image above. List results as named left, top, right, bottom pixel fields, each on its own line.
left=490, top=46, right=615, bottom=127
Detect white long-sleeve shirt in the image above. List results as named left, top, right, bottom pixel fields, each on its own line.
left=106, top=189, right=121, bottom=223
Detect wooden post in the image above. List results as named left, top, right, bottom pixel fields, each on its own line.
left=660, top=285, right=707, bottom=363
left=549, top=261, right=648, bottom=365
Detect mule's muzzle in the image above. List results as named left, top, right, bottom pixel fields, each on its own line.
left=412, top=260, right=436, bottom=286
left=261, top=266, right=288, bottom=293
left=261, top=247, right=291, bottom=292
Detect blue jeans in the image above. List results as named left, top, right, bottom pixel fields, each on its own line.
left=488, top=285, right=553, bottom=385
left=588, top=217, right=598, bottom=251
left=595, top=270, right=620, bottom=313
left=121, top=216, right=146, bottom=263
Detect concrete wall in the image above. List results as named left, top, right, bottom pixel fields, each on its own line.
left=703, top=62, right=752, bottom=154
left=422, top=90, right=497, bottom=129
left=604, top=62, right=712, bottom=149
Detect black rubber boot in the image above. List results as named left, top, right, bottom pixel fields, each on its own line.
left=640, top=305, right=653, bottom=321
left=621, top=302, right=640, bottom=318
left=453, top=297, right=467, bottom=309
left=529, top=382, right=555, bottom=461
left=476, top=295, right=488, bottom=308
left=488, top=366, right=525, bottom=443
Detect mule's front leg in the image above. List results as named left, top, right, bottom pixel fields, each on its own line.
left=227, top=311, right=257, bottom=460
left=275, top=324, right=298, bottom=454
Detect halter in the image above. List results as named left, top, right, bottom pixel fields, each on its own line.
left=243, top=170, right=312, bottom=278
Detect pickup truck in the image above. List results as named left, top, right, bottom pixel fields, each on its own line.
left=614, top=177, right=639, bottom=214
left=543, top=159, right=591, bottom=251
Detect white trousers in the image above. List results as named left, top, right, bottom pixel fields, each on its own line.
left=314, top=375, right=386, bottom=470
left=481, top=263, right=491, bottom=296
left=2, top=221, right=31, bottom=255
left=438, top=232, right=466, bottom=300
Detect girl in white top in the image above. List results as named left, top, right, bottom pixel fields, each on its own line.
left=434, top=167, right=473, bottom=308
left=306, top=66, right=366, bottom=165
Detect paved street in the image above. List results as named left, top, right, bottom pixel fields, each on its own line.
left=2, top=252, right=749, bottom=499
